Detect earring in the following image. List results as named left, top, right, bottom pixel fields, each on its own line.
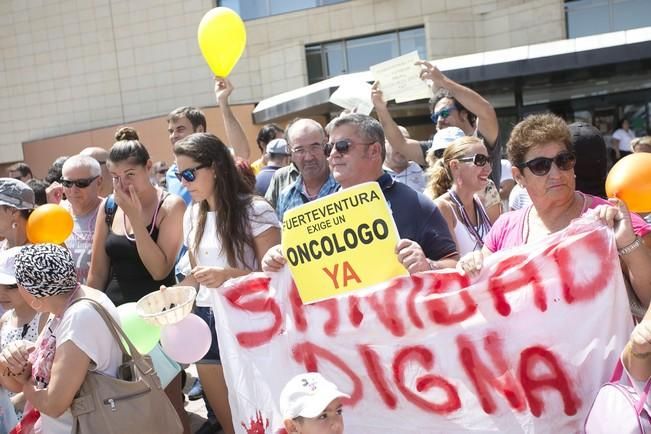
left=11, top=222, right=17, bottom=229
left=30, top=298, right=43, bottom=310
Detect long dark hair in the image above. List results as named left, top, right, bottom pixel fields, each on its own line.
left=173, top=133, right=256, bottom=268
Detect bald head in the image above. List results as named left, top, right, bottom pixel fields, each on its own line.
left=80, top=146, right=112, bottom=196
left=286, top=118, right=325, bottom=147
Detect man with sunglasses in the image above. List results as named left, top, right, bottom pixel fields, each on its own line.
left=58, top=155, right=103, bottom=283
left=372, top=61, right=501, bottom=185
left=276, top=119, right=339, bottom=220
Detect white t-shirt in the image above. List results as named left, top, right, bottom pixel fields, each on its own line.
left=183, top=199, right=280, bottom=307
left=613, top=128, right=636, bottom=152
left=41, top=293, right=122, bottom=434
left=500, top=160, right=513, bottom=183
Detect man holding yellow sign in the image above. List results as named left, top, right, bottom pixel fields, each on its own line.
left=266, top=114, right=458, bottom=303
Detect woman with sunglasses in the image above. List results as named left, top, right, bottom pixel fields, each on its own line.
left=459, top=113, right=651, bottom=310
left=172, top=132, right=280, bottom=434
left=426, top=136, right=495, bottom=255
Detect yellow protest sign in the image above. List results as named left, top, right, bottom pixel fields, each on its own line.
left=281, top=182, right=408, bottom=304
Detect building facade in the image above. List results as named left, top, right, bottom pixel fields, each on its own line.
left=1, top=0, right=650, bottom=173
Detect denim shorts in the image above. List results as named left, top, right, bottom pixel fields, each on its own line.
left=194, top=306, right=221, bottom=365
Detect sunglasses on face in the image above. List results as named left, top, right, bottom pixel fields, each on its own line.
left=457, top=154, right=491, bottom=167
left=326, top=139, right=375, bottom=155
left=430, top=106, right=458, bottom=124
left=60, top=176, right=99, bottom=189
left=516, top=151, right=576, bottom=176
left=174, top=163, right=210, bottom=182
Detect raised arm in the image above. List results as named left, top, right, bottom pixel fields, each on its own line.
left=417, top=61, right=499, bottom=147
left=215, top=77, right=251, bottom=160
left=371, top=81, right=427, bottom=165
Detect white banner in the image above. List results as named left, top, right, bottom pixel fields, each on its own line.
left=212, top=218, right=633, bottom=433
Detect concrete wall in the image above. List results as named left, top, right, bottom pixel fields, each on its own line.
left=1, top=0, right=565, bottom=165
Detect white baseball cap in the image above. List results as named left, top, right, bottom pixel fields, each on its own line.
left=432, top=127, right=465, bottom=153
left=0, top=247, right=22, bottom=286
left=279, top=373, right=349, bottom=420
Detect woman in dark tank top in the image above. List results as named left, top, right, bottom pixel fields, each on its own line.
left=87, top=127, right=186, bottom=305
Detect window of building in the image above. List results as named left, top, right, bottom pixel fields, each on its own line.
left=218, top=0, right=349, bottom=20
left=565, top=0, right=651, bottom=38
left=306, top=27, right=426, bottom=84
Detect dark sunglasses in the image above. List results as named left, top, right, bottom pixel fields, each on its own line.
left=430, top=106, right=457, bottom=124
left=516, top=151, right=576, bottom=176
left=327, top=139, right=375, bottom=155
left=60, top=176, right=99, bottom=189
left=457, top=154, right=491, bottom=167
left=174, top=163, right=210, bottom=182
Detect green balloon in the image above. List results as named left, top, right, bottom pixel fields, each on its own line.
left=116, top=302, right=161, bottom=354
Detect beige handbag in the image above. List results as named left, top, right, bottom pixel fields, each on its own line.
left=69, top=298, right=183, bottom=434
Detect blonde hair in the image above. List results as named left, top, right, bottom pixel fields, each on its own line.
left=425, top=136, right=484, bottom=199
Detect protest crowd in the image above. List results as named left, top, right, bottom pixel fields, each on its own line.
left=1, top=19, right=651, bottom=434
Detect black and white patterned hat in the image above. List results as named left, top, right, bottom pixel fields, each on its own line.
left=15, top=244, right=78, bottom=298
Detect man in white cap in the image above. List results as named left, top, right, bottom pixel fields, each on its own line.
left=280, top=372, right=349, bottom=434
left=255, top=138, right=291, bottom=196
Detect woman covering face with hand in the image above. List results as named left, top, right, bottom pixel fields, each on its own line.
left=172, top=132, right=280, bottom=434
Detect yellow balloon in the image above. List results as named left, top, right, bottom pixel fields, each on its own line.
left=197, top=7, right=246, bottom=77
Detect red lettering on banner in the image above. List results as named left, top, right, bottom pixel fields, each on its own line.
left=292, top=342, right=363, bottom=406
left=518, top=346, right=580, bottom=417
left=488, top=255, right=547, bottom=316
left=406, top=276, right=425, bottom=329
left=348, top=295, right=363, bottom=327
left=312, top=299, right=340, bottom=337
left=367, top=279, right=406, bottom=337
left=424, top=272, right=477, bottom=325
left=393, top=346, right=461, bottom=414
left=554, top=230, right=613, bottom=304
left=289, top=282, right=307, bottom=332
left=223, top=277, right=282, bottom=348
left=358, top=344, right=398, bottom=409
left=457, top=332, right=526, bottom=414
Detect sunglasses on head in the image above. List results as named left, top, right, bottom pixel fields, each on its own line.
left=174, top=163, right=210, bottom=182
left=430, top=106, right=457, bottom=124
left=60, top=176, right=99, bottom=189
left=457, top=154, right=491, bottom=167
left=326, top=139, right=375, bottom=155
left=516, top=151, right=576, bottom=176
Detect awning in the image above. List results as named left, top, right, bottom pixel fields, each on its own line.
left=252, top=26, right=651, bottom=123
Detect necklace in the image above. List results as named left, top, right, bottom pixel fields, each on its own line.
left=449, top=190, right=492, bottom=250
left=523, top=192, right=588, bottom=243
left=123, top=191, right=162, bottom=242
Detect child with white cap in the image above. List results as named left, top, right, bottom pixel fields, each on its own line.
left=280, top=372, right=349, bottom=434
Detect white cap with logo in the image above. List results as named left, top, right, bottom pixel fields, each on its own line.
left=0, top=247, right=22, bottom=286
left=279, top=372, right=349, bottom=420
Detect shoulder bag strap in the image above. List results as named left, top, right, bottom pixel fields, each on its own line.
left=68, top=298, right=156, bottom=378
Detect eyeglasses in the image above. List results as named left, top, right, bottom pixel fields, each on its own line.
left=291, top=143, right=324, bottom=157
left=60, top=176, right=99, bottom=189
left=457, top=154, right=491, bottom=167
left=156, top=168, right=168, bottom=174
left=326, top=139, right=375, bottom=155
left=174, top=163, right=210, bottom=182
left=516, top=151, right=576, bottom=176
left=430, top=106, right=457, bottom=124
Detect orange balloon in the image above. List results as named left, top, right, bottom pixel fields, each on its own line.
left=605, top=153, right=651, bottom=213
left=26, top=204, right=74, bottom=244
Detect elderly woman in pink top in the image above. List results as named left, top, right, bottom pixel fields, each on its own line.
left=459, top=113, right=651, bottom=310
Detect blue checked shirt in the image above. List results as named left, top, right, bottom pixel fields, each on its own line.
left=276, top=174, right=339, bottom=221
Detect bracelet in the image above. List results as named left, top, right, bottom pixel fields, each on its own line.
left=618, top=236, right=643, bottom=256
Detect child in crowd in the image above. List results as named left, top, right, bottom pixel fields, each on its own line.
left=280, top=373, right=349, bottom=434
